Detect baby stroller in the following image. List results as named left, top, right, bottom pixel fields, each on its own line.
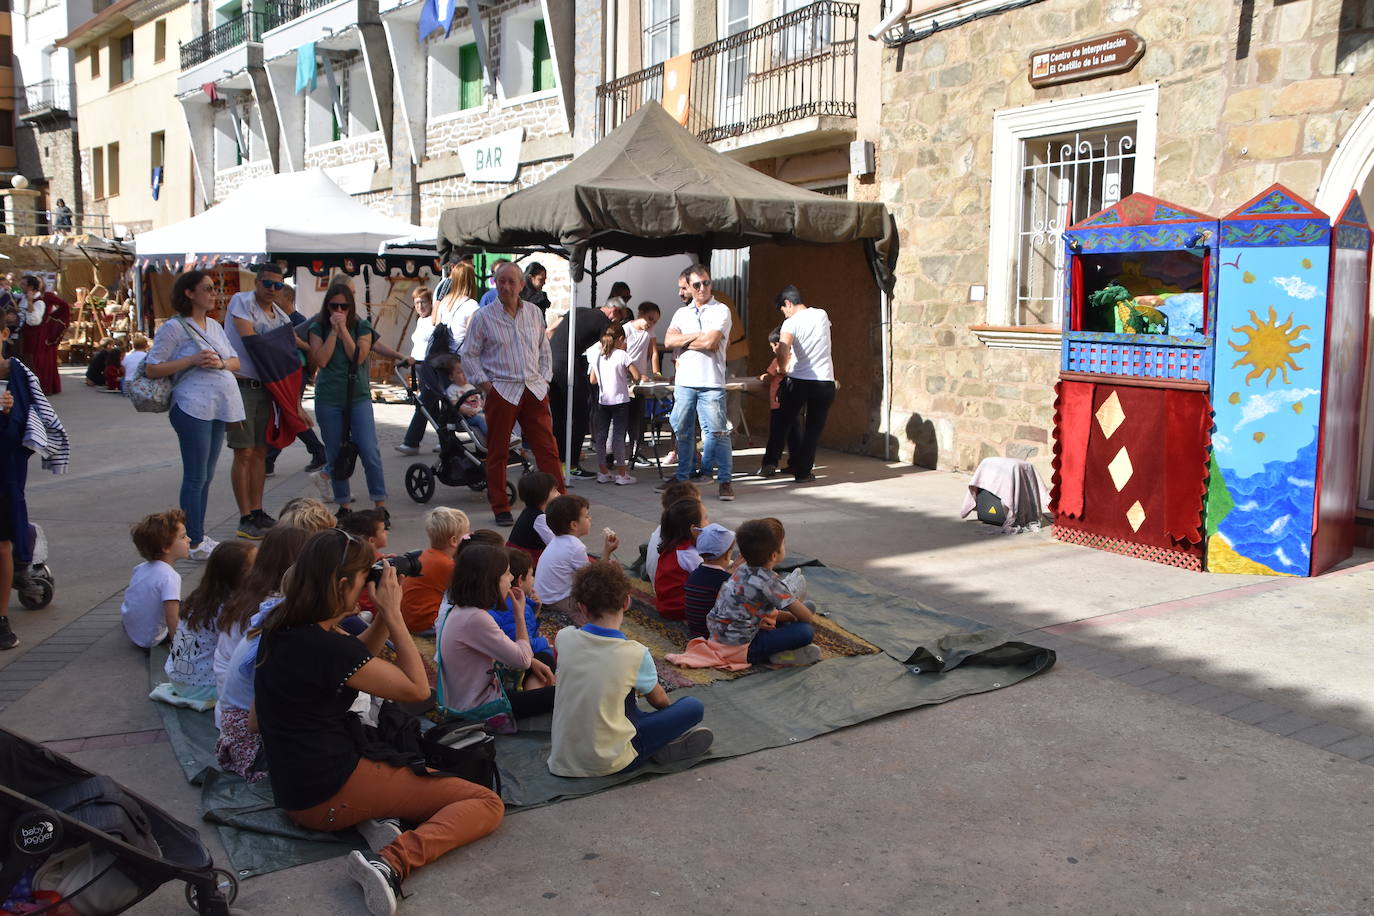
left=0, top=725, right=237, bottom=914
left=397, top=361, right=529, bottom=505
left=13, top=524, right=55, bottom=611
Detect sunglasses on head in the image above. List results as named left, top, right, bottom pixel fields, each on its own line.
left=691, top=280, right=710, bottom=290
left=259, top=279, right=285, bottom=290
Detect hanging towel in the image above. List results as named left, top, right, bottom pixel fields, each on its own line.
left=295, top=42, right=317, bottom=93
left=201, top=82, right=219, bottom=102
left=442, top=0, right=460, bottom=36
left=150, top=166, right=164, bottom=201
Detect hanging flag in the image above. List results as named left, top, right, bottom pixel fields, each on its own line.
left=662, top=52, right=693, bottom=126
left=295, top=42, right=318, bottom=94
left=201, top=82, right=219, bottom=102
left=442, top=0, right=460, bottom=37
left=418, top=0, right=442, bottom=41
left=150, top=166, right=164, bottom=201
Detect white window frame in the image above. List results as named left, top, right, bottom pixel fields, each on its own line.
left=981, top=83, right=1158, bottom=349
left=497, top=5, right=558, bottom=106
left=427, top=25, right=485, bottom=121
left=642, top=0, right=679, bottom=69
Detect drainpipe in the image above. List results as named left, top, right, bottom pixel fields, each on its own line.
left=868, top=0, right=911, bottom=40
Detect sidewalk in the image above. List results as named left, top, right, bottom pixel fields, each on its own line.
left=3, top=370, right=1373, bottom=913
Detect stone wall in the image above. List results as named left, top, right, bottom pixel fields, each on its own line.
left=416, top=154, right=569, bottom=224
left=424, top=96, right=567, bottom=156
left=878, top=0, right=1374, bottom=475
left=303, top=133, right=390, bottom=171
left=213, top=161, right=274, bottom=203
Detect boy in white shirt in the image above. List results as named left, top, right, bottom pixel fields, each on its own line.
left=533, top=494, right=618, bottom=618
left=120, top=508, right=191, bottom=649
left=121, top=334, right=149, bottom=393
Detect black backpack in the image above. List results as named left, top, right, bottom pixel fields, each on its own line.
left=420, top=720, right=500, bottom=793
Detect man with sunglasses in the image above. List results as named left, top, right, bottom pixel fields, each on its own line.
left=662, top=264, right=735, bottom=501
left=224, top=263, right=297, bottom=539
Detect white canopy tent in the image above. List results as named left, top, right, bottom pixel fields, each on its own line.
left=134, top=169, right=430, bottom=271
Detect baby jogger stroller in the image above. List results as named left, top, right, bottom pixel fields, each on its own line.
left=0, top=725, right=237, bottom=914
left=397, top=360, right=529, bottom=505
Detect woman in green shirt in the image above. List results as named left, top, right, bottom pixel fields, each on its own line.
left=308, top=280, right=409, bottom=519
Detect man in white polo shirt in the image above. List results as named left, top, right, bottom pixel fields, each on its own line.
left=661, top=263, right=735, bottom=501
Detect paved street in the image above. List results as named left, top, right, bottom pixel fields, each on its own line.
left=4, top=368, right=1374, bottom=914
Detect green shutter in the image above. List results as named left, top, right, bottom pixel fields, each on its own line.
left=459, top=43, right=482, bottom=110
left=533, top=20, right=554, bottom=92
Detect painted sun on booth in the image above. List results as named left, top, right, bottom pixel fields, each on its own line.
left=1206, top=190, right=1331, bottom=576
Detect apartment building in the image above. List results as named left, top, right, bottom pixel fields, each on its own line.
left=60, top=0, right=196, bottom=234
left=12, top=0, right=103, bottom=225
left=175, top=0, right=575, bottom=225
left=871, top=0, right=1373, bottom=490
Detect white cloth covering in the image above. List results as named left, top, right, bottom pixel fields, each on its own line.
left=959, top=457, right=1048, bottom=533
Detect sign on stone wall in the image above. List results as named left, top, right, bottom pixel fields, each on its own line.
left=459, top=127, right=524, bottom=183
left=1028, top=31, right=1145, bottom=89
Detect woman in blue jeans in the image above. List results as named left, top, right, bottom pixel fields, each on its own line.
left=307, top=280, right=389, bottom=519
left=145, top=270, right=244, bottom=560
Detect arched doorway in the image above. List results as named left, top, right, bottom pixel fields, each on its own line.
left=1319, top=101, right=1374, bottom=515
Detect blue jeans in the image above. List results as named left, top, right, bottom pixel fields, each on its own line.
left=403, top=404, right=428, bottom=448
left=624, top=693, right=705, bottom=769
left=746, top=622, right=815, bottom=664
left=169, top=405, right=226, bottom=546
left=316, top=400, right=387, bottom=504
left=670, top=386, right=731, bottom=482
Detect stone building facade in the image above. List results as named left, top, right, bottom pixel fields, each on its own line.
left=877, top=0, right=1374, bottom=477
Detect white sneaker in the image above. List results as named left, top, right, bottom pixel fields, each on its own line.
left=596, top=472, right=614, bottom=484
left=356, top=817, right=403, bottom=853
left=614, top=474, right=637, bottom=486
left=311, top=469, right=333, bottom=501
left=346, top=850, right=401, bottom=916
left=393, top=444, right=419, bottom=456
left=187, top=536, right=219, bottom=561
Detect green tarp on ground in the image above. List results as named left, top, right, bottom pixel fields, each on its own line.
left=150, top=565, right=1055, bottom=876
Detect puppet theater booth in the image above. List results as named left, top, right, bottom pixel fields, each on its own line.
left=1050, top=186, right=1371, bottom=577
left=436, top=101, right=899, bottom=460
left=132, top=169, right=439, bottom=377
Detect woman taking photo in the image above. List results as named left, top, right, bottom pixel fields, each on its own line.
left=307, top=281, right=389, bottom=519
left=435, top=261, right=481, bottom=353
left=146, top=271, right=244, bottom=560
left=254, top=528, right=504, bottom=916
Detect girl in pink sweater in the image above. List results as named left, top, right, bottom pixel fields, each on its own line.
left=437, top=544, right=556, bottom=725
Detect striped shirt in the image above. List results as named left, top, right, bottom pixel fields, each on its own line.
left=460, top=298, right=552, bottom=404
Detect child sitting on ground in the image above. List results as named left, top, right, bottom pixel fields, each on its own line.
left=507, top=470, right=559, bottom=565
left=706, top=517, right=820, bottom=667
left=276, top=497, right=339, bottom=532
left=534, top=495, right=618, bottom=618
left=549, top=561, right=712, bottom=777
left=401, top=506, right=470, bottom=634
left=652, top=498, right=707, bottom=622
left=213, top=525, right=311, bottom=778
left=120, top=334, right=149, bottom=394
left=644, top=481, right=700, bottom=582
left=682, top=524, right=740, bottom=640
left=437, top=543, right=556, bottom=726
left=156, top=540, right=255, bottom=707
left=120, top=509, right=190, bottom=649
left=489, top=549, right=554, bottom=687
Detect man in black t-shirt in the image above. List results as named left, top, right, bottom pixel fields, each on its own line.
left=547, top=300, right=616, bottom=477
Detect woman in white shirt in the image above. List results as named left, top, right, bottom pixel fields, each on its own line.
left=145, top=271, right=246, bottom=559
left=771, top=284, right=835, bottom=483
left=435, top=261, right=482, bottom=354
left=588, top=323, right=643, bottom=485
left=396, top=283, right=437, bottom=456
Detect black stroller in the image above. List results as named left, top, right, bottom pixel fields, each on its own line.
left=0, top=725, right=237, bottom=914
left=397, top=361, right=530, bottom=505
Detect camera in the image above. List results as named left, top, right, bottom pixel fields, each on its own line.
left=366, top=549, right=423, bottom=585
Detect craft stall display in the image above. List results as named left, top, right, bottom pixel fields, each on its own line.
left=1050, top=186, right=1371, bottom=577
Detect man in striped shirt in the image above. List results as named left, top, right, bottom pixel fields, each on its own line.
left=461, top=261, right=567, bottom=525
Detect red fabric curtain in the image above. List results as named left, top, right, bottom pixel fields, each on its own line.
left=1052, top=379, right=1094, bottom=519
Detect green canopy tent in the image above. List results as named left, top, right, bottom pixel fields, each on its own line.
left=436, top=100, right=900, bottom=463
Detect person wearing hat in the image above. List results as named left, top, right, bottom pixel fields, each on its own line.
left=682, top=523, right=740, bottom=640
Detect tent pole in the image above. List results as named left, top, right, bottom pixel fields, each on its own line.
left=881, top=287, right=892, bottom=462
